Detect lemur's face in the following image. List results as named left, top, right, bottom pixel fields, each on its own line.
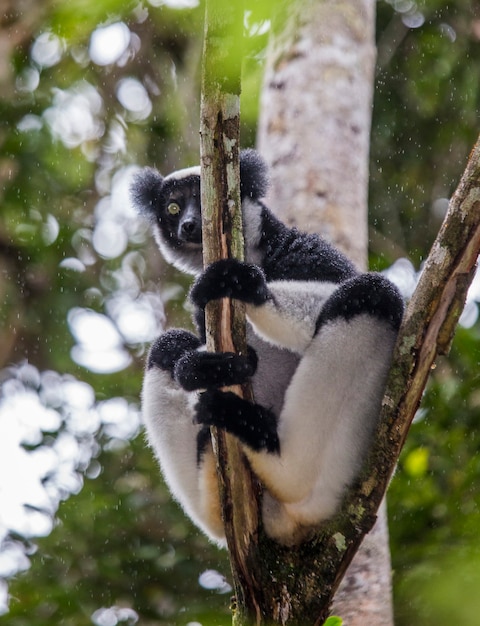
left=131, top=165, right=205, bottom=275
left=131, top=149, right=269, bottom=276
left=157, top=175, right=202, bottom=251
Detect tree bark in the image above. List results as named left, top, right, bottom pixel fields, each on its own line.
left=257, top=1, right=394, bottom=623
left=199, top=0, right=480, bottom=624
left=258, top=0, right=375, bottom=268
left=199, top=2, right=263, bottom=623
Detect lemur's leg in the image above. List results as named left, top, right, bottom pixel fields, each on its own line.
left=248, top=275, right=403, bottom=542
left=192, top=270, right=403, bottom=542
left=142, top=330, right=225, bottom=543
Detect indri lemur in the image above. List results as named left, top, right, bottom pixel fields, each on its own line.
left=131, top=149, right=403, bottom=546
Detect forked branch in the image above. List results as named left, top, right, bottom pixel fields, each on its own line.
left=199, top=0, right=480, bottom=620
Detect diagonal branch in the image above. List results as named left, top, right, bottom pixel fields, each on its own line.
left=379, top=132, right=480, bottom=490
left=320, top=134, right=480, bottom=622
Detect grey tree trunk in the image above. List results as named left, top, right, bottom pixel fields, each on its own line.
left=257, top=1, right=394, bottom=624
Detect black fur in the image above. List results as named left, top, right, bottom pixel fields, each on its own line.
left=147, top=330, right=201, bottom=373
left=315, top=273, right=404, bottom=333
left=195, top=389, right=280, bottom=454
left=196, top=425, right=212, bottom=465
left=131, top=167, right=164, bottom=221
left=174, top=347, right=258, bottom=391
left=239, top=148, right=269, bottom=200
left=190, top=259, right=270, bottom=309
left=258, top=208, right=357, bottom=283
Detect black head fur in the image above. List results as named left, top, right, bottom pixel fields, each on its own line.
left=240, top=149, right=269, bottom=200
left=130, top=149, right=269, bottom=222
left=130, top=167, right=165, bottom=222
left=130, top=150, right=269, bottom=275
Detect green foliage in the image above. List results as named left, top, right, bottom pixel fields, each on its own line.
left=324, top=617, right=343, bottom=626
left=5, top=437, right=230, bottom=626
left=371, top=0, right=480, bottom=266
left=49, top=0, right=138, bottom=42
left=395, top=548, right=480, bottom=625
left=389, top=327, right=480, bottom=625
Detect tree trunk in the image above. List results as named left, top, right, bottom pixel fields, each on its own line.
left=198, top=1, right=480, bottom=623
left=258, top=0, right=374, bottom=268
left=257, top=1, right=394, bottom=624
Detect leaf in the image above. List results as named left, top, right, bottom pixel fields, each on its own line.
left=404, top=446, right=430, bottom=478
left=324, top=617, right=343, bottom=626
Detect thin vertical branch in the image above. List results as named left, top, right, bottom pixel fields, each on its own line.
left=199, top=2, right=262, bottom=623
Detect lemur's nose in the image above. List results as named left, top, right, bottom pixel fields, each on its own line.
left=181, top=220, right=196, bottom=235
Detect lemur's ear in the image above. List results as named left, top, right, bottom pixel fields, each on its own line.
left=130, top=167, right=164, bottom=220
left=240, top=149, right=269, bottom=201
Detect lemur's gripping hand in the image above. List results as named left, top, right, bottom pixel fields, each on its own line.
left=174, top=347, right=258, bottom=391
left=190, top=259, right=269, bottom=309
left=147, top=330, right=201, bottom=374
left=195, top=389, right=280, bottom=453
left=148, top=329, right=258, bottom=390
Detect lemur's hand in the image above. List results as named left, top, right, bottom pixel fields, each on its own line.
left=147, top=330, right=201, bottom=374
left=174, top=346, right=258, bottom=391
left=195, top=388, right=280, bottom=453
left=190, top=259, right=269, bottom=309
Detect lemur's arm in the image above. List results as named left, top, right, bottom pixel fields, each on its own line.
left=190, top=258, right=337, bottom=353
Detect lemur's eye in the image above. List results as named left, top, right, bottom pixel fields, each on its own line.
left=167, top=202, right=181, bottom=215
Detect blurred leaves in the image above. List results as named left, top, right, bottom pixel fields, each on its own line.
left=5, top=437, right=231, bottom=626
left=389, top=327, right=480, bottom=625
left=49, top=0, right=138, bottom=42
left=371, top=0, right=480, bottom=266
left=396, top=548, right=480, bottom=626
